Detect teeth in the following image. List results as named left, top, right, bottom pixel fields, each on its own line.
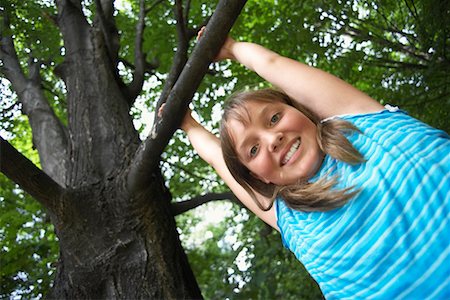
left=282, top=139, right=301, bottom=165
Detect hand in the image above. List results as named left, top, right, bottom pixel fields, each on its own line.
left=158, top=103, right=196, bottom=132
left=180, top=107, right=196, bottom=132
left=197, top=26, right=236, bottom=61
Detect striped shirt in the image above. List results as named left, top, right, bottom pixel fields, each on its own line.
left=275, top=107, right=450, bottom=299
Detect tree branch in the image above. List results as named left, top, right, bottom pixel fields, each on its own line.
left=184, top=0, right=192, bottom=28
left=186, top=17, right=211, bottom=40
left=121, top=0, right=165, bottom=106
left=367, top=58, right=427, bottom=70
left=403, top=0, right=420, bottom=23
left=375, top=8, right=418, bottom=52
left=171, top=191, right=240, bottom=216
left=119, top=58, right=159, bottom=75
left=127, top=0, right=247, bottom=193
left=175, top=0, right=189, bottom=48
left=0, top=137, right=65, bottom=212
left=163, top=160, right=216, bottom=184
left=344, top=23, right=430, bottom=63
left=55, top=0, right=91, bottom=55
left=121, top=0, right=166, bottom=106
left=145, top=0, right=165, bottom=14
left=0, top=8, right=69, bottom=186
left=152, top=0, right=191, bottom=112
left=52, top=0, right=92, bottom=90
left=28, top=56, right=42, bottom=84
left=0, top=12, right=27, bottom=94
left=94, top=0, right=120, bottom=66
left=124, top=0, right=147, bottom=105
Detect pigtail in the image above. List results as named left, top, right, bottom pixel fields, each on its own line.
left=317, top=119, right=365, bottom=164
left=278, top=176, right=359, bottom=212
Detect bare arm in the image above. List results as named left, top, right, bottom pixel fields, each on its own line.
left=181, top=112, right=279, bottom=230
left=212, top=31, right=383, bottom=120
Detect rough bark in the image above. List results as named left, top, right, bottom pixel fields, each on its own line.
left=54, top=0, right=140, bottom=187
left=47, top=173, right=201, bottom=299
left=0, top=0, right=247, bottom=298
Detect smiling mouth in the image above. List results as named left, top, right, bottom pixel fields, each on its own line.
left=282, top=138, right=301, bottom=165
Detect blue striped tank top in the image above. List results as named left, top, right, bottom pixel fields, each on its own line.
left=275, top=107, right=450, bottom=299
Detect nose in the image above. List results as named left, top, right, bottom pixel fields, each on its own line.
left=267, top=132, right=283, bottom=152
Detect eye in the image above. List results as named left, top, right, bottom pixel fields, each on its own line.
left=270, top=113, right=280, bottom=125
left=250, top=144, right=259, bottom=157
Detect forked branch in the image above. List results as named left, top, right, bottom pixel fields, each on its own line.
left=127, top=0, right=247, bottom=194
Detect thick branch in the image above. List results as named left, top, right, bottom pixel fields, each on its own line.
left=0, top=137, right=65, bottom=212
left=55, top=0, right=92, bottom=55
left=171, top=191, right=240, bottom=216
left=1, top=8, right=69, bottom=186
left=94, top=0, right=137, bottom=110
left=95, top=0, right=120, bottom=65
left=127, top=0, right=247, bottom=193
left=0, top=11, right=28, bottom=94
left=174, top=0, right=189, bottom=53
left=28, top=56, right=42, bottom=84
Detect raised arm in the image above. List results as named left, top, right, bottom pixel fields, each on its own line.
left=181, top=111, right=278, bottom=230
left=214, top=32, right=383, bottom=120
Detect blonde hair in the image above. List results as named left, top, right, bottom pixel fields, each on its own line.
left=220, top=89, right=365, bottom=212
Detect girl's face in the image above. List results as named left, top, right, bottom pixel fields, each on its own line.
left=227, top=100, right=323, bottom=186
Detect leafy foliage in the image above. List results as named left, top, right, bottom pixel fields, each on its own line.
left=0, top=175, right=58, bottom=299
left=1, top=0, right=448, bottom=298
left=181, top=209, right=323, bottom=299
left=0, top=124, right=58, bottom=298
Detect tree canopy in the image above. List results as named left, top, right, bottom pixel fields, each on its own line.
left=1, top=0, right=449, bottom=298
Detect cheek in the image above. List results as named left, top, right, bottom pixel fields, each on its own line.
left=249, top=155, right=274, bottom=178
left=298, top=116, right=314, bottom=131
left=289, top=109, right=313, bottom=126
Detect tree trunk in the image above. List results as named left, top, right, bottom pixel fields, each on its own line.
left=0, top=0, right=246, bottom=298
left=42, top=25, right=202, bottom=297
left=47, top=172, right=201, bottom=299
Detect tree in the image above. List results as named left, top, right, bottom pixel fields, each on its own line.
left=1, top=0, right=247, bottom=297
left=1, top=0, right=448, bottom=298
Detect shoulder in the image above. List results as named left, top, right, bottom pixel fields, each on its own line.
left=327, top=105, right=449, bottom=141
left=320, top=104, right=401, bottom=123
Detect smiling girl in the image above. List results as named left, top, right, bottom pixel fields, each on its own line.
left=175, top=28, right=450, bottom=298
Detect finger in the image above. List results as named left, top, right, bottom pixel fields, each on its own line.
left=158, top=103, right=166, bottom=118
left=196, top=26, right=206, bottom=41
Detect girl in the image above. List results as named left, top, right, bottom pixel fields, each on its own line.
left=178, top=29, right=450, bottom=298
